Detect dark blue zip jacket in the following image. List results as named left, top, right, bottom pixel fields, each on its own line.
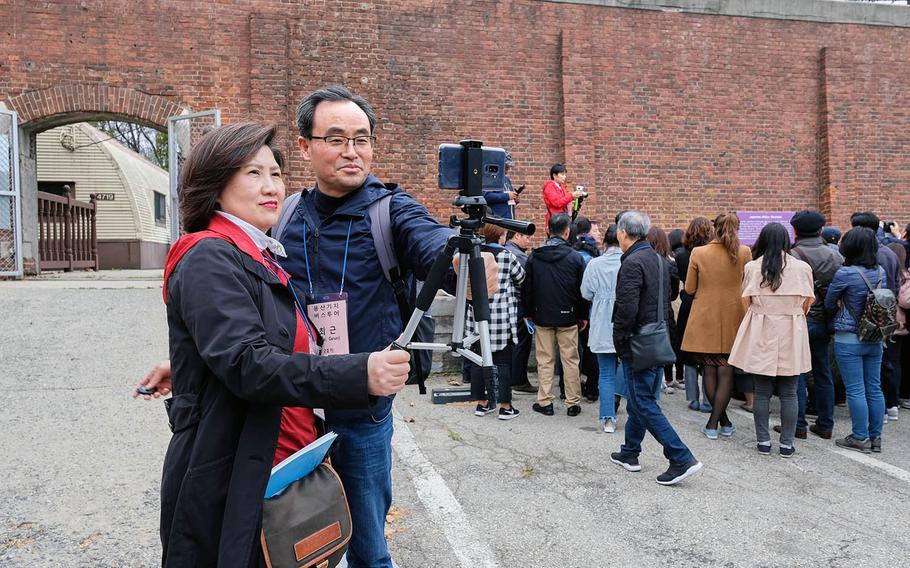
left=824, top=264, right=886, bottom=335
left=280, top=176, right=453, bottom=422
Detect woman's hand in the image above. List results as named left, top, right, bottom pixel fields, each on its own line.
left=367, top=349, right=411, bottom=396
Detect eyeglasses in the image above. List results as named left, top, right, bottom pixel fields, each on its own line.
left=309, top=135, right=377, bottom=149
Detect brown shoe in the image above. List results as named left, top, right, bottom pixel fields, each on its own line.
left=773, top=425, right=807, bottom=439
left=809, top=424, right=833, bottom=439
left=511, top=383, right=538, bottom=394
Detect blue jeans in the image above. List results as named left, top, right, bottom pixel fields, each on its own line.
left=328, top=412, right=394, bottom=568
left=834, top=339, right=885, bottom=440
left=620, top=366, right=695, bottom=465
left=806, top=320, right=835, bottom=430
left=596, top=353, right=622, bottom=420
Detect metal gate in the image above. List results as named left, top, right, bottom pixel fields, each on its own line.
left=167, top=109, right=221, bottom=243
left=0, top=109, right=22, bottom=277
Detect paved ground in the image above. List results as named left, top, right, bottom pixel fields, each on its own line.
left=2, top=275, right=910, bottom=567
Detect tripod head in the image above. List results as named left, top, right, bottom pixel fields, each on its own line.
left=448, top=140, right=535, bottom=236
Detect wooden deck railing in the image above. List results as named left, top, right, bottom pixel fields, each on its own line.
left=37, top=186, right=98, bottom=271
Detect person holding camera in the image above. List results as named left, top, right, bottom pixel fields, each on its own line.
left=543, top=163, right=585, bottom=232
left=483, top=151, right=522, bottom=220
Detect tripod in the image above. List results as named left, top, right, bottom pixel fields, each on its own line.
left=393, top=141, right=534, bottom=406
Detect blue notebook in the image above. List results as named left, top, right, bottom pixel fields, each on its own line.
left=264, top=431, right=338, bottom=499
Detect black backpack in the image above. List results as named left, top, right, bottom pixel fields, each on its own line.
left=274, top=188, right=436, bottom=394
left=845, top=267, right=899, bottom=343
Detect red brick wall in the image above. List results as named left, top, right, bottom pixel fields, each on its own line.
left=2, top=1, right=908, bottom=236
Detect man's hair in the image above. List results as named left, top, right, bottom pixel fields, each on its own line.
left=850, top=211, right=880, bottom=231
left=296, top=85, right=377, bottom=138
left=618, top=211, right=651, bottom=240
left=549, top=213, right=572, bottom=237
left=840, top=227, right=879, bottom=268
left=549, top=163, right=567, bottom=180
left=179, top=122, right=282, bottom=233
left=574, top=215, right=592, bottom=234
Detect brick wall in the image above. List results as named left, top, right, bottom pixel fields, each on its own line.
left=2, top=0, right=908, bottom=236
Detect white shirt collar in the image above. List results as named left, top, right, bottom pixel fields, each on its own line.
left=215, top=211, right=287, bottom=258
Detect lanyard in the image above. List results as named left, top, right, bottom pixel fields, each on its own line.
left=261, top=255, right=316, bottom=348
left=302, top=219, right=354, bottom=295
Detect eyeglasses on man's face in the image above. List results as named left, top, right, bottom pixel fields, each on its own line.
left=309, top=134, right=377, bottom=150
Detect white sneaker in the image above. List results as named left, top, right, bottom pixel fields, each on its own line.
left=900, top=399, right=910, bottom=410
left=887, top=407, right=899, bottom=421
left=661, top=383, right=675, bottom=395
left=602, top=417, right=617, bottom=433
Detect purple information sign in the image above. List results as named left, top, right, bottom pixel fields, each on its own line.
left=737, top=211, right=795, bottom=246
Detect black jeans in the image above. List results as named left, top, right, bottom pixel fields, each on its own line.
left=469, top=344, right=514, bottom=405
left=882, top=335, right=905, bottom=409
left=512, top=321, right=532, bottom=386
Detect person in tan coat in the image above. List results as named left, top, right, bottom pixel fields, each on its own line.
left=729, top=223, right=814, bottom=457
left=681, top=213, right=751, bottom=439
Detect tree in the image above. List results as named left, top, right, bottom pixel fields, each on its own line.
left=91, top=121, right=169, bottom=169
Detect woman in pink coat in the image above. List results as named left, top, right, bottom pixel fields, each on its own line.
left=729, top=223, right=814, bottom=457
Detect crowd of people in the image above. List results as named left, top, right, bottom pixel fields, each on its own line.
left=131, top=82, right=909, bottom=565
left=467, top=170, right=910, bottom=482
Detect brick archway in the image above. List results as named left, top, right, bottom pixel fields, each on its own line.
left=5, top=84, right=184, bottom=132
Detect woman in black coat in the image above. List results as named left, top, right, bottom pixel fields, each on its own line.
left=147, top=123, right=410, bottom=567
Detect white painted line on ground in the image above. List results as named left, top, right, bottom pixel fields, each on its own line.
left=829, top=447, right=910, bottom=484
left=391, top=412, right=500, bottom=568
left=725, top=405, right=910, bottom=485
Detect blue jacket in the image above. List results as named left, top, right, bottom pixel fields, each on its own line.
left=580, top=247, right=622, bottom=353
left=280, top=176, right=453, bottom=421
left=483, top=189, right=512, bottom=219
left=824, top=264, right=886, bottom=335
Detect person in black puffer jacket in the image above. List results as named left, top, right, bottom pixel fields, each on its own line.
left=523, top=213, right=590, bottom=417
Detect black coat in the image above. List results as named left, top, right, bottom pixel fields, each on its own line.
left=522, top=237, right=590, bottom=327
left=161, top=238, right=370, bottom=567
left=612, top=240, right=674, bottom=361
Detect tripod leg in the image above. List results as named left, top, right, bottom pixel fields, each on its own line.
left=450, top=252, right=471, bottom=350
left=396, top=237, right=457, bottom=349
left=467, top=243, right=498, bottom=406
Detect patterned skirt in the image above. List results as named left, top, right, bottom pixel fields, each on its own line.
left=694, top=352, right=731, bottom=368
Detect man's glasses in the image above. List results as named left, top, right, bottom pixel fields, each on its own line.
left=309, top=135, right=377, bottom=149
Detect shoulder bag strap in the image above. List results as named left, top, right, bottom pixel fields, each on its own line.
left=273, top=191, right=303, bottom=241
left=656, top=250, right=665, bottom=324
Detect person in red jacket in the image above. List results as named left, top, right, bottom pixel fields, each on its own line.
left=543, top=163, right=585, bottom=232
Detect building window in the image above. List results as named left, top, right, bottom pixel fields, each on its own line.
left=154, top=192, right=166, bottom=226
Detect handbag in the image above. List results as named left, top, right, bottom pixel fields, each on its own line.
left=260, top=458, right=352, bottom=568
left=629, top=251, right=678, bottom=372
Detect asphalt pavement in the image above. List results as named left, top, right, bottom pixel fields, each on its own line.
left=2, top=278, right=909, bottom=567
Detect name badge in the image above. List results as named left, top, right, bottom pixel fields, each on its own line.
left=306, top=292, right=350, bottom=355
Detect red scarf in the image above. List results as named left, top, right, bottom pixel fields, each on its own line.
left=163, top=214, right=317, bottom=465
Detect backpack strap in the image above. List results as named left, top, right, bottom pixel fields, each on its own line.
left=273, top=191, right=303, bottom=241
left=368, top=189, right=413, bottom=322
left=852, top=266, right=884, bottom=291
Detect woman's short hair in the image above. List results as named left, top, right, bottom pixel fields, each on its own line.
left=479, top=220, right=505, bottom=245
left=647, top=226, right=671, bottom=258
left=682, top=216, right=714, bottom=250
left=179, top=122, right=283, bottom=233
left=603, top=224, right=619, bottom=248
left=839, top=227, right=879, bottom=269
left=549, top=163, right=567, bottom=180
left=668, top=228, right=685, bottom=251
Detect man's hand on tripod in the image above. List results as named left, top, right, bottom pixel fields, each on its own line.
left=452, top=252, right=500, bottom=300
